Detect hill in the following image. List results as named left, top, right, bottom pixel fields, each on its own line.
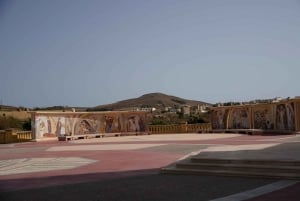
left=0, top=105, right=20, bottom=111
left=90, top=92, right=210, bottom=111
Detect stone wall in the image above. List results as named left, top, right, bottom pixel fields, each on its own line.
left=211, top=99, right=300, bottom=133
left=30, top=111, right=148, bottom=139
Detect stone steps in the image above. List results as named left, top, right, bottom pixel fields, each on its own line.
left=161, top=158, right=300, bottom=180
left=191, top=158, right=300, bottom=166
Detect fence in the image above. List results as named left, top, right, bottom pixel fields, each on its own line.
left=149, top=123, right=211, bottom=134
left=0, top=129, right=33, bottom=144
left=16, top=131, right=33, bottom=142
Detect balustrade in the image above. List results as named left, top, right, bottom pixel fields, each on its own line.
left=149, top=123, right=211, bottom=134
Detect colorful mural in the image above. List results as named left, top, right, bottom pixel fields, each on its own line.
left=32, top=112, right=148, bottom=139
left=211, top=99, right=299, bottom=133
left=295, top=102, right=300, bottom=132
left=228, top=108, right=250, bottom=129
left=276, top=103, right=295, bottom=130
left=253, top=106, right=274, bottom=130
left=35, top=116, right=66, bottom=138
left=211, top=109, right=229, bottom=129
left=125, top=114, right=146, bottom=132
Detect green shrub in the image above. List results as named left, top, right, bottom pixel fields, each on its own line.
left=0, top=116, right=23, bottom=130
left=22, top=118, right=31, bottom=131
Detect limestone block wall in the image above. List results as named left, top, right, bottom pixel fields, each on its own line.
left=30, top=111, right=148, bottom=139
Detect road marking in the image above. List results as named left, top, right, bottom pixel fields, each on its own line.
left=47, top=144, right=165, bottom=151
left=209, top=180, right=299, bottom=201
left=201, top=143, right=279, bottom=152
left=0, top=157, right=96, bottom=176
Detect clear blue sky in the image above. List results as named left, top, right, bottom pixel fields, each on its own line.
left=1, top=0, right=300, bottom=108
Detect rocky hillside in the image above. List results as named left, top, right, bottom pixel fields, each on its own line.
left=90, top=92, right=210, bottom=111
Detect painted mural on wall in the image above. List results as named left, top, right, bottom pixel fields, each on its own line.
left=211, top=109, right=229, bottom=129
left=34, top=112, right=147, bottom=139
left=276, top=103, right=295, bottom=130
left=125, top=114, right=146, bottom=132
left=35, top=116, right=66, bottom=138
left=228, top=108, right=250, bottom=129
left=253, top=106, right=275, bottom=130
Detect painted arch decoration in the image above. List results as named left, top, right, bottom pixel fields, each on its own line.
left=275, top=103, right=295, bottom=131
left=253, top=105, right=275, bottom=130
left=211, top=99, right=300, bottom=132
left=32, top=111, right=148, bottom=139
left=228, top=107, right=250, bottom=129
left=211, top=108, right=229, bottom=129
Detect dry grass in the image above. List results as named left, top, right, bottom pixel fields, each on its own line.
left=0, top=111, right=31, bottom=119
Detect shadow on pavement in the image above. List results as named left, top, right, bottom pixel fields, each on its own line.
left=0, top=168, right=275, bottom=201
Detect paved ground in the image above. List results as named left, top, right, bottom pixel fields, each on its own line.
left=0, top=133, right=299, bottom=201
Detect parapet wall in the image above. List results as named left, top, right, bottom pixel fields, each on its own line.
left=30, top=111, right=148, bottom=139
left=211, top=99, right=300, bottom=133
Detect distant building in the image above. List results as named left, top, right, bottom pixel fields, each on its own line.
left=181, top=105, right=191, bottom=116
left=121, top=107, right=156, bottom=112
left=190, top=104, right=209, bottom=114
left=140, top=107, right=156, bottom=112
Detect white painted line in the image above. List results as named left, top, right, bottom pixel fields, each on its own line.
left=0, top=157, right=97, bottom=176
left=47, top=144, right=165, bottom=151
left=201, top=143, right=279, bottom=152
left=258, top=135, right=298, bottom=142
left=209, top=180, right=299, bottom=201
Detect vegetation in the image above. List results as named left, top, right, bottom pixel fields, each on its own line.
left=171, top=99, right=186, bottom=105
left=187, top=116, right=206, bottom=124
left=86, top=107, right=112, bottom=111
left=0, top=116, right=31, bottom=130
left=149, top=111, right=210, bottom=125
left=33, top=106, right=66, bottom=111
left=22, top=118, right=32, bottom=130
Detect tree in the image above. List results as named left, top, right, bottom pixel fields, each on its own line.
left=22, top=118, right=31, bottom=131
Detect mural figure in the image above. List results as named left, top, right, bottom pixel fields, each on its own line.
left=276, top=104, right=287, bottom=130
left=211, top=109, right=228, bottom=129
left=113, top=116, right=122, bottom=132
left=229, top=108, right=250, bottom=129
left=127, top=116, right=140, bottom=132
left=276, top=103, right=294, bottom=130
left=105, top=116, right=114, bottom=133
left=286, top=103, right=295, bottom=130
left=138, top=117, right=145, bottom=132
left=47, top=118, right=52, bottom=133
left=39, top=120, right=46, bottom=137
left=79, top=120, right=96, bottom=134
left=56, top=118, right=62, bottom=136
left=65, top=117, right=74, bottom=136
left=253, top=108, right=274, bottom=130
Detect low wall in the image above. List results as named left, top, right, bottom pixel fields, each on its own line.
left=0, top=129, right=32, bottom=144
left=30, top=111, right=148, bottom=140
left=211, top=98, right=300, bottom=133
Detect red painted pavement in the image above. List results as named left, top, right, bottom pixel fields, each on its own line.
left=0, top=134, right=299, bottom=201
